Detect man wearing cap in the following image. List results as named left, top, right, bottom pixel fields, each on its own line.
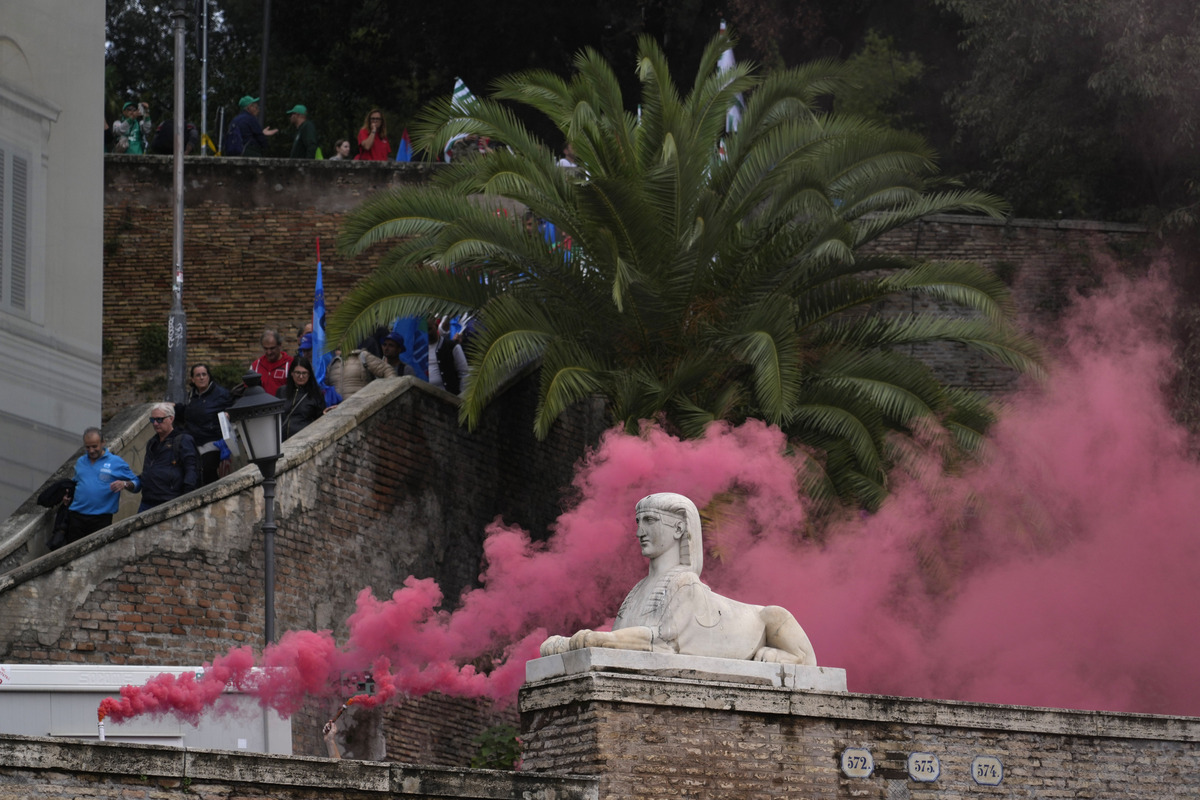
left=229, top=95, right=277, bottom=157
left=286, top=104, right=319, bottom=159
left=112, top=101, right=152, bottom=154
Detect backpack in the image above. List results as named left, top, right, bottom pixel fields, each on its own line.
left=224, top=119, right=245, bottom=156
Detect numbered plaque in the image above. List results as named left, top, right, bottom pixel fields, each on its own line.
left=972, top=756, right=1004, bottom=786
left=907, top=752, right=940, bottom=782
left=840, top=748, right=874, bottom=778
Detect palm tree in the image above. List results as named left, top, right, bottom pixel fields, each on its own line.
left=331, top=34, right=1041, bottom=508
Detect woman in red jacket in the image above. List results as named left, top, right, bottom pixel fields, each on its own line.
left=354, top=108, right=390, bottom=161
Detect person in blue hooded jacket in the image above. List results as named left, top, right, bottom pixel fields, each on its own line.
left=65, top=428, right=138, bottom=545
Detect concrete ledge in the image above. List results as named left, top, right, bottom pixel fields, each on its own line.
left=919, top=213, right=1149, bottom=233
left=526, top=648, right=848, bottom=691
left=520, top=670, right=1200, bottom=742
left=0, top=734, right=598, bottom=799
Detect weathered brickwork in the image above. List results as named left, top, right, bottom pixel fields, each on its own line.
left=385, top=692, right=516, bottom=766
left=0, top=374, right=606, bottom=764
left=106, top=156, right=461, bottom=418
left=102, top=158, right=1153, bottom=417
left=0, top=733, right=598, bottom=800
left=861, top=215, right=1153, bottom=393
left=519, top=673, right=1200, bottom=799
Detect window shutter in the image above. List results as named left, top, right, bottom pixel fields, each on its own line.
left=10, top=153, right=28, bottom=311
left=0, top=147, right=5, bottom=306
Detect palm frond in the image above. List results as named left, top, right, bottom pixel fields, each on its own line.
left=333, top=30, right=1043, bottom=513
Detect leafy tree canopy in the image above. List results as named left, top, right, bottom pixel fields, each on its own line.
left=107, top=1, right=1198, bottom=221
left=935, top=0, right=1200, bottom=220
left=330, top=34, right=1041, bottom=508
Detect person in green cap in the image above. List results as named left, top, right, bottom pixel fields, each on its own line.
left=112, top=101, right=152, bottom=154
left=286, top=104, right=319, bottom=159
left=227, top=95, right=277, bottom=157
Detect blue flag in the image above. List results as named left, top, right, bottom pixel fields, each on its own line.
left=396, top=128, right=412, bottom=162
left=391, top=316, right=429, bottom=381
left=313, top=244, right=343, bottom=406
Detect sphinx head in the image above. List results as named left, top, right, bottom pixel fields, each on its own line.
left=635, top=493, right=703, bottom=575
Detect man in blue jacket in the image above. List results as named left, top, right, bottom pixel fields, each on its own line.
left=228, top=95, right=277, bottom=157
left=65, top=428, right=138, bottom=545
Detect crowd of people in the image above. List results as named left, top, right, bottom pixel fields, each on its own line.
left=112, top=90, right=581, bottom=165
left=43, top=319, right=471, bottom=551
left=112, top=94, right=410, bottom=161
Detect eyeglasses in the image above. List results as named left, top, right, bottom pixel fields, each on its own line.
left=370, top=116, right=382, bottom=121
left=292, top=370, right=310, bottom=377
left=150, top=417, right=169, bottom=423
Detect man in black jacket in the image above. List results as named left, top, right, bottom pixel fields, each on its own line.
left=115, top=403, right=199, bottom=511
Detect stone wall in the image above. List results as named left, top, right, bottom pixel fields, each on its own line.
left=0, top=734, right=597, bottom=800
left=101, top=156, right=1152, bottom=418
left=860, top=215, right=1151, bottom=393
left=519, top=668, right=1200, bottom=800
left=105, top=155, right=434, bottom=418
left=0, top=371, right=607, bottom=763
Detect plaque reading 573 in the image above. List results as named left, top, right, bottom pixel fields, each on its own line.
left=907, top=752, right=940, bottom=782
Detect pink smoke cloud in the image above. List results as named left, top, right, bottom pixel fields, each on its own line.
left=103, top=266, right=1200, bottom=723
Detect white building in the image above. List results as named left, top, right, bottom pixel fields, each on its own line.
left=0, top=1, right=104, bottom=517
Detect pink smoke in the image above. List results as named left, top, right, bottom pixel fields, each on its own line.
left=703, top=266, right=1200, bottom=715
left=104, top=266, right=1200, bottom=723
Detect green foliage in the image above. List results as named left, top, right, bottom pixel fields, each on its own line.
left=332, top=34, right=1041, bottom=507
left=469, top=724, right=522, bottom=770
left=137, top=375, right=168, bottom=396
left=137, top=324, right=168, bottom=370
left=934, top=0, right=1200, bottom=221
left=105, top=0, right=737, bottom=159
left=209, top=362, right=248, bottom=391
left=838, top=29, right=924, bottom=128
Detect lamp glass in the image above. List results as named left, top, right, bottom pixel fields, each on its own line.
left=235, top=412, right=282, bottom=463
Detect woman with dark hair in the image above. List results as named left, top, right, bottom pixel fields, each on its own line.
left=354, top=108, right=390, bottom=161
left=328, top=138, right=351, bottom=160
left=276, top=356, right=326, bottom=440
left=175, top=363, right=234, bottom=486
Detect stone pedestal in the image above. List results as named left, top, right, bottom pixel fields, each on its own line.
left=519, top=650, right=1200, bottom=800
left=526, top=648, right=848, bottom=692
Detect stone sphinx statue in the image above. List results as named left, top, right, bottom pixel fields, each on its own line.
left=540, top=492, right=816, bottom=665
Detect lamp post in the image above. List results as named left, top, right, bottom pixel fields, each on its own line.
left=166, top=0, right=190, bottom=403
left=227, top=372, right=285, bottom=644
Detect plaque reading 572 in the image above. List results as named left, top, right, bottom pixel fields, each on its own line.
left=840, top=748, right=874, bottom=778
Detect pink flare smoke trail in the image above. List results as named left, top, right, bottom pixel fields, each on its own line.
left=102, top=266, right=1200, bottom=723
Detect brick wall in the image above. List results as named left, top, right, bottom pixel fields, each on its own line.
left=105, top=155, right=437, bottom=418
left=519, top=670, right=1200, bottom=799
left=0, top=733, right=597, bottom=800
left=860, top=215, right=1152, bottom=392
left=102, top=157, right=1153, bottom=417
left=0, top=373, right=607, bottom=763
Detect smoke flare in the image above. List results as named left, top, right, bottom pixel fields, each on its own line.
left=101, top=268, right=1200, bottom=723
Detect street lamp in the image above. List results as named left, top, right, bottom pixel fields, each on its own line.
left=227, top=371, right=285, bottom=644
left=166, top=0, right=190, bottom=403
